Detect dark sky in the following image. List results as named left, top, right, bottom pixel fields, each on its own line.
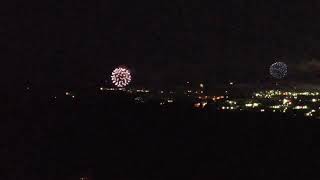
left=3, top=1, right=320, bottom=90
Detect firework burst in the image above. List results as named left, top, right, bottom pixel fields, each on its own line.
left=111, top=67, right=132, bottom=87
left=270, top=62, right=288, bottom=79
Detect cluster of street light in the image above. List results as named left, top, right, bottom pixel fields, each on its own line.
left=195, top=89, right=320, bottom=118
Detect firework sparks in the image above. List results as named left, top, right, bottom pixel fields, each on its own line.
left=111, top=67, right=132, bottom=87
left=270, top=62, right=288, bottom=79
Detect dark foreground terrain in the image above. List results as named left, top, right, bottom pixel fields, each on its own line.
left=4, top=92, right=320, bottom=179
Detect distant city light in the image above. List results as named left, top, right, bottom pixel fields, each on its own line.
left=227, top=100, right=237, bottom=105
left=167, top=99, right=174, bottom=103
left=136, top=89, right=150, bottom=93
left=293, top=106, right=308, bottom=110
left=245, top=103, right=259, bottom=108
left=306, top=112, right=313, bottom=117
left=134, top=97, right=144, bottom=103
left=283, top=99, right=291, bottom=105
left=202, top=102, right=207, bottom=107
left=97, top=84, right=320, bottom=118
left=270, top=105, right=281, bottom=109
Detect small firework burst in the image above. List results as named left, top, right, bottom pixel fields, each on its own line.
left=270, top=62, right=288, bottom=79
left=111, top=67, right=132, bottom=87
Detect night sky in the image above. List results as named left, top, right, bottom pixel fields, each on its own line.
left=3, top=1, right=320, bottom=90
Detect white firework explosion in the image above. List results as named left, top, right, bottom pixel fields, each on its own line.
left=111, top=67, right=132, bottom=87
left=270, top=62, right=288, bottom=79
